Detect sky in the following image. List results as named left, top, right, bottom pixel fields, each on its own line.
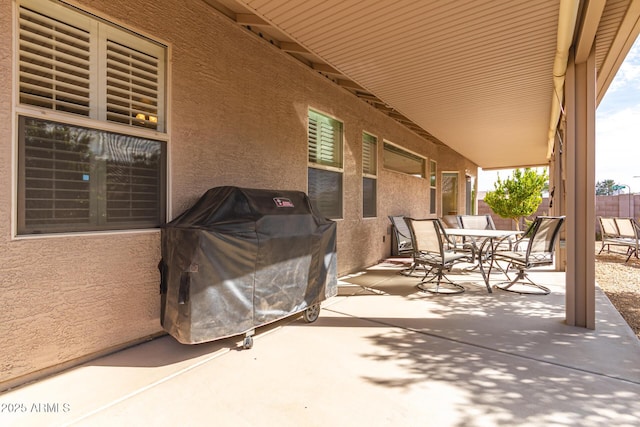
left=478, top=38, right=640, bottom=192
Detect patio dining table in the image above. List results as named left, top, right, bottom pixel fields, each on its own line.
left=444, top=228, right=523, bottom=293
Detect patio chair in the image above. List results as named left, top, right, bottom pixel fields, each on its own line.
left=442, top=215, right=460, bottom=229
left=614, top=217, right=640, bottom=261
left=405, top=218, right=474, bottom=294
left=388, top=215, right=420, bottom=276
left=597, top=217, right=640, bottom=262
left=456, top=214, right=496, bottom=230
left=488, top=216, right=565, bottom=295
left=456, top=214, right=509, bottom=262
left=598, top=217, right=621, bottom=254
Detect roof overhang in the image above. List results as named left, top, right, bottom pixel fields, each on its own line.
left=205, top=0, right=640, bottom=170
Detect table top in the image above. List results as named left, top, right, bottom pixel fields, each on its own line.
left=444, top=228, right=523, bottom=238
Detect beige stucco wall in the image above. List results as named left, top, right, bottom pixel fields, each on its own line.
left=0, top=0, right=477, bottom=389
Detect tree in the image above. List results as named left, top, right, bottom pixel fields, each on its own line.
left=484, top=168, right=548, bottom=230
left=596, top=179, right=617, bottom=195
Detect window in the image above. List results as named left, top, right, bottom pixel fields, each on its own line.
left=383, top=142, right=425, bottom=178
left=18, top=1, right=166, bottom=130
left=442, top=172, right=459, bottom=216
left=16, top=0, right=167, bottom=234
left=308, top=110, right=343, bottom=219
left=18, top=117, right=166, bottom=234
left=362, top=132, right=377, bottom=218
left=429, top=160, right=437, bottom=214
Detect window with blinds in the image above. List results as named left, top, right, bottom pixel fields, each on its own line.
left=15, top=1, right=167, bottom=235
left=308, top=110, right=342, bottom=168
left=106, top=40, right=161, bottom=130
left=18, top=6, right=92, bottom=116
left=362, top=132, right=377, bottom=218
left=308, top=168, right=342, bottom=219
left=383, top=142, right=425, bottom=178
left=18, top=117, right=165, bottom=234
left=307, top=110, right=343, bottom=219
left=18, top=0, right=165, bottom=131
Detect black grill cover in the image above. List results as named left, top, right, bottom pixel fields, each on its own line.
left=159, top=186, right=337, bottom=344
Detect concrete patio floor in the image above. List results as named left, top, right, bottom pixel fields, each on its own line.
left=2, top=259, right=640, bottom=426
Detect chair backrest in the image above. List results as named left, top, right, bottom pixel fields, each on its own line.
left=614, top=218, right=637, bottom=238
left=457, top=214, right=496, bottom=230
left=405, top=218, right=445, bottom=257
left=388, top=216, right=413, bottom=254
left=599, top=217, right=619, bottom=238
left=525, top=216, right=565, bottom=257
left=442, top=215, right=460, bottom=229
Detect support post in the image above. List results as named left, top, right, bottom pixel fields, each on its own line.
left=564, top=48, right=596, bottom=328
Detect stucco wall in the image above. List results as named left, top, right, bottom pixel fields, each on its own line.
left=0, top=0, right=476, bottom=388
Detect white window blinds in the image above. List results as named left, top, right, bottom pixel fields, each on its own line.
left=362, top=132, right=377, bottom=176
left=18, top=6, right=92, bottom=116
left=308, top=110, right=342, bottom=168
left=106, top=40, right=161, bottom=129
left=18, top=1, right=166, bottom=132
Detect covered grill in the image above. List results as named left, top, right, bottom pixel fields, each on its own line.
left=158, top=186, right=337, bottom=347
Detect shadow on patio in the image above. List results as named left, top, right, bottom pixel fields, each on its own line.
left=2, top=260, right=640, bottom=426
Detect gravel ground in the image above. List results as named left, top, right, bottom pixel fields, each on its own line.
left=595, top=243, right=640, bottom=340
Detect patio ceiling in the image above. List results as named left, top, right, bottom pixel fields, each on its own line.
left=203, top=0, right=640, bottom=170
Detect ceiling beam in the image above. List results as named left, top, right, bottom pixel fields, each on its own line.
left=311, top=63, right=341, bottom=75
left=575, top=0, right=606, bottom=63
left=355, top=93, right=385, bottom=104
left=280, top=42, right=308, bottom=53
left=236, top=13, right=269, bottom=26
left=337, top=79, right=365, bottom=91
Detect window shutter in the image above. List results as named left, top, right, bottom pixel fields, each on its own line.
left=308, top=115, right=319, bottom=163
left=363, top=177, right=376, bottom=217
left=362, top=133, right=377, bottom=176
left=18, top=6, right=91, bottom=116
left=308, top=168, right=342, bottom=219
left=104, top=136, right=163, bottom=224
left=308, top=111, right=342, bottom=168
left=106, top=40, right=160, bottom=130
left=20, top=117, right=92, bottom=230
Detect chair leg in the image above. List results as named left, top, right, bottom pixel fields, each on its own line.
left=417, top=268, right=465, bottom=294
left=488, top=258, right=511, bottom=281
left=493, top=269, right=550, bottom=295
left=400, top=262, right=417, bottom=276
left=625, top=247, right=638, bottom=262
left=598, top=242, right=607, bottom=255
left=401, top=262, right=432, bottom=277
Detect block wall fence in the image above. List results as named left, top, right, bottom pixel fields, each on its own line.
left=478, top=195, right=640, bottom=233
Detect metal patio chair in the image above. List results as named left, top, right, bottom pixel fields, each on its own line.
left=455, top=214, right=511, bottom=264
left=489, top=216, right=565, bottom=295
left=456, top=214, right=496, bottom=230
left=597, top=217, right=640, bottom=262
left=388, top=215, right=420, bottom=276
left=405, top=218, right=474, bottom=294
left=613, top=217, right=640, bottom=262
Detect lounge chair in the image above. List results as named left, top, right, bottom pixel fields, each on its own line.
left=597, top=217, right=640, bottom=262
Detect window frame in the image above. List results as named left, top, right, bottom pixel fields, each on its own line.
left=362, top=131, right=378, bottom=218
left=17, top=115, right=167, bottom=235
left=441, top=171, right=459, bottom=216
left=382, top=141, right=426, bottom=178
left=307, top=108, right=344, bottom=220
left=429, top=160, right=437, bottom=215
left=14, top=0, right=169, bottom=237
